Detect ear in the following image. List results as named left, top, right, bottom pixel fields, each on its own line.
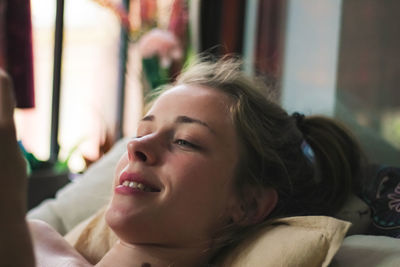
left=231, top=187, right=278, bottom=226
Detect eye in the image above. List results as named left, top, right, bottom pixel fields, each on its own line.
left=174, top=139, right=199, bottom=149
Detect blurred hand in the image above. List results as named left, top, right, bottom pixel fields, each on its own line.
left=0, top=69, right=27, bottom=215
left=138, top=28, right=183, bottom=68
left=0, top=69, right=36, bottom=267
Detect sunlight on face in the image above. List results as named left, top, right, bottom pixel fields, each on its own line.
left=106, top=84, right=241, bottom=247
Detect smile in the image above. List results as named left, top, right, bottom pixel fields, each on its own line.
left=121, top=180, right=155, bottom=192
left=118, top=171, right=161, bottom=193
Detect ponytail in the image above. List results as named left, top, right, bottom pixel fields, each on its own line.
left=296, top=115, right=366, bottom=215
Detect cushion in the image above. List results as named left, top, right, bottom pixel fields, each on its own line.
left=362, top=166, right=400, bottom=238
left=217, top=216, right=350, bottom=267
left=331, top=234, right=400, bottom=267
left=65, top=214, right=349, bottom=266
left=334, top=194, right=371, bottom=235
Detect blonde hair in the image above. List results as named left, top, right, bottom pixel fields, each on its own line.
left=65, top=206, right=117, bottom=264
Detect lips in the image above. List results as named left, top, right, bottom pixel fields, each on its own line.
left=118, top=172, right=161, bottom=193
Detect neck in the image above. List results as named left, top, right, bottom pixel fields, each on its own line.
left=96, top=240, right=211, bottom=267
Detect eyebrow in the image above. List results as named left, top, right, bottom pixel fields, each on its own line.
left=141, top=115, right=215, bottom=134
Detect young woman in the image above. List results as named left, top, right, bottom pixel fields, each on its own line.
left=0, top=57, right=365, bottom=267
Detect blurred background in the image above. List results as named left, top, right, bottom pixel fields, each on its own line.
left=1, top=0, right=399, bottom=206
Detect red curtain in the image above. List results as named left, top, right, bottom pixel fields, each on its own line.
left=1, top=0, right=35, bottom=108
left=199, top=0, right=244, bottom=55
left=198, top=0, right=286, bottom=80
left=255, top=0, right=287, bottom=77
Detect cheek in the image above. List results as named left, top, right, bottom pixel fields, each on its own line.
left=171, top=154, right=210, bottom=180
left=170, top=154, right=235, bottom=200
left=113, top=153, right=129, bottom=186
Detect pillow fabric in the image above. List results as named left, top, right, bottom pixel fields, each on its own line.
left=331, top=234, right=400, bottom=267
left=216, top=216, right=350, bottom=267
left=334, top=194, right=371, bottom=235
left=65, top=214, right=349, bottom=266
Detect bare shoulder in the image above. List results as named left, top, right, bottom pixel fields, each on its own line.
left=29, top=220, right=93, bottom=267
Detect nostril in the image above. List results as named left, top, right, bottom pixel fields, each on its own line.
left=134, top=151, right=147, bottom=161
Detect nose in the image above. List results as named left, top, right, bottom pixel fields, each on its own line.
left=126, top=135, right=158, bottom=165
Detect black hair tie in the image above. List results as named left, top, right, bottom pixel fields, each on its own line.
left=292, top=112, right=315, bottom=165
left=292, top=112, right=305, bottom=127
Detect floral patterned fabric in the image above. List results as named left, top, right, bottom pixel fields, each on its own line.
left=363, top=166, right=400, bottom=237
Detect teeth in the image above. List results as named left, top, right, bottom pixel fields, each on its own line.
left=121, top=181, right=149, bottom=191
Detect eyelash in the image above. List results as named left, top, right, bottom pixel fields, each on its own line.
left=134, top=135, right=200, bottom=150
left=174, top=139, right=199, bottom=149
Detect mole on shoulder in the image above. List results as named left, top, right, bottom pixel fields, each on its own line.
left=141, top=263, right=151, bottom=267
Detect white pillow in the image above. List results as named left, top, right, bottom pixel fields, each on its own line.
left=334, top=194, right=371, bottom=235
left=332, top=235, right=400, bottom=267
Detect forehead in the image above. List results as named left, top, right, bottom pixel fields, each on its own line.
left=145, top=84, right=241, bottom=177
left=145, top=85, right=238, bottom=146
left=149, top=84, right=233, bottom=122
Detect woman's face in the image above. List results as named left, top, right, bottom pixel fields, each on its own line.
left=106, top=84, right=241, bottom=247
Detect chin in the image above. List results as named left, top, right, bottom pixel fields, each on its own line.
left=104, top=202, right=157, bottom=244
left=105, top=204, right=136, bottom=243
left=105, top=200, right=137, bottom=230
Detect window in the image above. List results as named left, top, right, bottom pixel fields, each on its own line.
left=15, top=0, right=121, bottom=172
